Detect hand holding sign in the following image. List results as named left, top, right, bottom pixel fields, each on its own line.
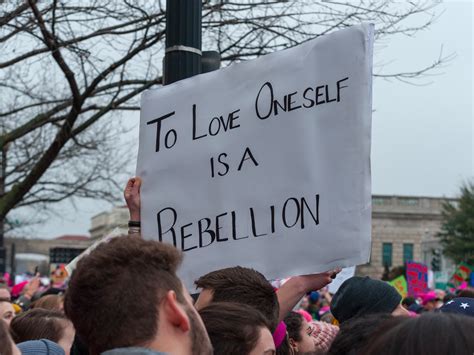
left=124, top=177, right=142, bottom=221
left=277, top=268, right=341, bottom=322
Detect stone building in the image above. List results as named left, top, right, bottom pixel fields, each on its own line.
left=357, top=195, right=456, bottom=279
left=89, top=195, right=457, bottom=279
left=89, top=206, right=129, bottom=239
left=3, top=235, right=92, bottom=274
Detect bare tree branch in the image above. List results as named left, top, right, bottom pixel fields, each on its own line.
left=0, top=0, right=449, bottom=233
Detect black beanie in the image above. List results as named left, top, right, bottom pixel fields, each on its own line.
left=330, top=276, right=401, bottom=324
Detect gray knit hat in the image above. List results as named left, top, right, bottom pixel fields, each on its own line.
left=17, top=339, right=65, bottom=355
left=330, top=276, right=401, bottom=324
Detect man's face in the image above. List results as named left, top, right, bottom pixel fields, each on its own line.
left=193, top=288, right=214, bottom=311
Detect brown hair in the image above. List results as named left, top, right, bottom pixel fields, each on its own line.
left=284, top=311, right=304, bottom=342
left=195, top=266, right=279, bottom=331
left=64, top=236, right=184, bottom=355
left=0, top=318, right=14, bottom=355
left=327, top=313, right=393, bottom=355
left=31, top=295, right=63, bottom=312
left=360, top=313, right=474, bottom=355
left=10, top=308, right=69, bottom=344
left=199, top=302, right=272, bottom=355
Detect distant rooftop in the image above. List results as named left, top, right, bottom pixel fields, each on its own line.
left=54, top=235, right=90, bottom=241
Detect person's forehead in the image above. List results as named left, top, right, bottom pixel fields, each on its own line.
left=0, top=302, right=13, bottom=312
left=255, top=327, right=275, bottom=354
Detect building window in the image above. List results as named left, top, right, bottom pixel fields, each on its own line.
left=399, top=198, right=418, bottom=206
left=372, top=197, right=386, bottom=206
left=382, top=243, right=392, bottom=267
left=403, top=243, right=414, bottom=264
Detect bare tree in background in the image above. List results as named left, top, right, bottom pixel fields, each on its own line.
left=0, top=0, right=451, bottom=234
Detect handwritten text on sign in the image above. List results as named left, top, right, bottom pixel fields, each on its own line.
left=137, top=24, right=374, bottom=288
left=406, top=262, right=428, bottom=297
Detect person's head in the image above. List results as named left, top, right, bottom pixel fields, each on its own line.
left=421, top=291, right=439, bottom=311
left=194, top=266, right=279, bottom=330
left=284, top=312, right=317, bottom=354
left=327, top=313, right=393, bottom=355
left=361, top=312, right=474, bottom=355
left=0, top=285, right=11, bottom=301
left=308, top=291, right=320, bottom=306
left=309, top=321, right=339, bottom=353
left=439, top=297, right=474, bottom=318
left=435, top=289, right=446, bottom=301
left=401, top=297, right=416, bottom=309
left=199, top=302, right=275, bottom=355
left=31, top=295, right=64, bottom=312
left=17, top=339, right=65, bottom=355
left=443, top=293, right=456, bottom=304
left=296, top=309, right=312, bottom=323
left=300, top=296, right=309, bottom=310
left=330, top=276, right=406, bottom=323
left=0, top=299, right=15, bottom=326
left=458, top=288, right=474, bottom=299
left=10, top=308, right=74, bottom=355
left=64, top=236, right=212, bottom=355
left=407, top=302, right=423, bottom=314
left=319, top=310, right=335, bottom=324
left=0, top=318, right=21, bottom=355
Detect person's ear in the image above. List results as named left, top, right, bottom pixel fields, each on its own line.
left=289, top=337, right=298, bottom=352
left=162, top=290, right=190, bottom=332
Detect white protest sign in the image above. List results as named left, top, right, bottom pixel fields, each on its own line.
left=137, top=24, right=373, bottom=289
left=328, top=266, right=356, bottom=294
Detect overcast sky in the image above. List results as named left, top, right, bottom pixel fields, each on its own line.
left=25, top=1, right=473, bottom=239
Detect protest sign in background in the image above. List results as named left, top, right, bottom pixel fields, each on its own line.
left=50, top=264, right=68, bottom=288
left=328, top=267, right=356, bottom=294
left=137, top=24, right=374, bottom=288
left=434, top=271, right=450, bottom=290
left=447, top=262, right=473, bottom=291
left=389, top=275, right=408, bottom=299
left=406, top=262, right=428, bottom=296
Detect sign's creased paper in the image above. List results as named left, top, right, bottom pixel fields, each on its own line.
left=137, top=24, right=374, bottom=289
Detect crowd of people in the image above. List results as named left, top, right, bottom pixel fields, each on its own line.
left=0, top=177, right=473, bottom=355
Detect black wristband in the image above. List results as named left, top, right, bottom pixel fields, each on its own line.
left=128, top=221, right=141, bottom=228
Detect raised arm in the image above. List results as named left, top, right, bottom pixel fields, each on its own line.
left=276, top=268, right=340, bottom=322
left=124, top=177, right=142, bottom=236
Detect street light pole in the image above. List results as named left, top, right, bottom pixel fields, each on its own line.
left=164, top=0, right=202, bottom=85
left=0, top=144, right=7, bottom=273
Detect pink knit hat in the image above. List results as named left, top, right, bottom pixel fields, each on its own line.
left=311, top=321, right=339, bottom=352
left=421, top=291, right=437, bottom=306
left=11, top=281, right=28, bottom=298
left=296, top=309, right=313, bottom=322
